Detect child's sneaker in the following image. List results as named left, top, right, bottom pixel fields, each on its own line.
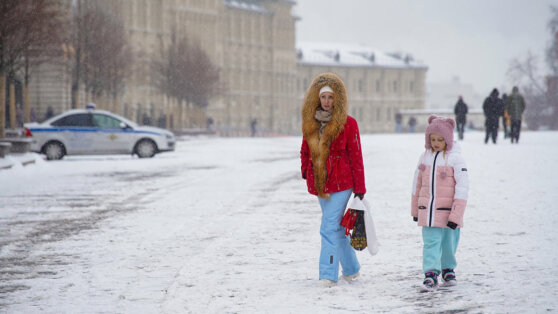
left=442, top=268, right=456, bottom=286
left=342, top=271, right=360, bottom=283
left=422, top=271, right=439, bottom=291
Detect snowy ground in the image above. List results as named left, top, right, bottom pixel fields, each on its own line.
left=0, top=131, right=557, bottom=313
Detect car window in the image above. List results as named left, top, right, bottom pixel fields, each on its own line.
left=51, top=113, right=93, bottom=127
left=93, top=114, right=123, bottom=129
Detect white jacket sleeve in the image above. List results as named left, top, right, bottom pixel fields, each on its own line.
left=411, top=155, right=422, bottom=218
left=449, top=153, right=469, bottom=226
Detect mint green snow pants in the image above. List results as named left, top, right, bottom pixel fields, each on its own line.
left=422, top=227, right=460, bottom=274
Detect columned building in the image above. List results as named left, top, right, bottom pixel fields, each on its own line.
left=26, top=0, right=426, bottom=134
left=209, top=0, right=298, bottom=134
left=295, top=42, right=428, bottom=133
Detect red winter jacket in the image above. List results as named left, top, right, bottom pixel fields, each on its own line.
left=300, top=116, right=366, bottom=197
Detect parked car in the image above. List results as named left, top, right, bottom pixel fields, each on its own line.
left=24, top=107, right=175, bottom=160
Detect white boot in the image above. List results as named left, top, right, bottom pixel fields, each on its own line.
left=318, top=279, right=337, bottom=287
left=342, top=272, right=360, bottom=282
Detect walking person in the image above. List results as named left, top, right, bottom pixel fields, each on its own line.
left=453, top=96, right=468, bottom=140
left=505, top=86, right=526, bottom=144
left=411, top=115, right=469, bottom=291
left=408, top=116, right=417, bottom=133
left=300, top=72, right=366, bottom=287
left=482, top=88, right=504, bottom=144
left=395, top=112, right=403, bottom=133
left=501, top=93, right=509, bottom=139
left=250, top=118, right=257, bottom=137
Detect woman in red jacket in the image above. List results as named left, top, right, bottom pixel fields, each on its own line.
left=300, top=72, right=366, bottom=287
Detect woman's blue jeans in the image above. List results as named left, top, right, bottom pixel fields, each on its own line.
left=318, top=189, right=360, bottom=281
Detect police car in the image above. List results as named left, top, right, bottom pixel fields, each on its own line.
left=24, top=105, right=176, bottom=160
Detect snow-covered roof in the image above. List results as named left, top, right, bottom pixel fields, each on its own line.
left=224, top=0, right=271, bottom=14
left=297, top=42, right=427, bottom=69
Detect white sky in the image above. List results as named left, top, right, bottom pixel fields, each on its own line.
left=294, top=0, right=557, bottom=96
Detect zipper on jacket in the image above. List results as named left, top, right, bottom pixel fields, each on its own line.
left=428, top=151, right=440, bottom=227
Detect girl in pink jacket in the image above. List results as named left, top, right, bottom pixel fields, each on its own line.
left=411, top=115, right=469, bottom=291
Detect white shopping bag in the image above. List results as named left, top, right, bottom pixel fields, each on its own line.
left=347, top=196, right=379, bottom=256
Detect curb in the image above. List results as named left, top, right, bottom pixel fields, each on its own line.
left=0, top=153, right=43, bottom=171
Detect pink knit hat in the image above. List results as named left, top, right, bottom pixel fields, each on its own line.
left=425, top=115, right=456, bottom=151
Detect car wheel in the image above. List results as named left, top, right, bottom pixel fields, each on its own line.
left=135, top=139, right=157, bottom=158
left=44, top=141, right=65, bottom=160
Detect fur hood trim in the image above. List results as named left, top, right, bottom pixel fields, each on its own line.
left=301, top=72, right=348, bottom=198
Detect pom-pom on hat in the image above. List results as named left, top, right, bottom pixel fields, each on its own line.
left=425, top=115, right=456, bottom=151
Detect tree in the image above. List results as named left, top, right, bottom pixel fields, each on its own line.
left=152, top=31, right=219, bottom=129
left=0, top=0, right=65, bottom=136
left=546, top=6, right=558, bottom=76
left=70, top=3, right=130, bottom=110
left=188, top=43, right=220, bottom=107
left=20, top=1, right=66, bottom=124
left=507, top=5, right=558, bottom=130
left=507, top=51, right=546, bottom=129
left=546, top=5, right=558, bottom=129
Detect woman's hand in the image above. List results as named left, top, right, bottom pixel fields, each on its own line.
left=354, top=193, right=365, bottom=200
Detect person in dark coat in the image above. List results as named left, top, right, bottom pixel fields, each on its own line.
left=408, top=116, right=417, bottom=133
left=453, top=96, right=468, bottom=140
left=250, top=118, right=257, bottom=137
left=505, top=86, right=526, bottom=144
left=482, top=88, right=504, bottom=144
left=395, top=112, right=403, bottom=133
left=44, top=106, right=54, bottom=121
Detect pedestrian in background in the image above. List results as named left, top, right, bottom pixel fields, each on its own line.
left=501, top=93, right=509, bottom=139
left=453, top=96, right=468, bottom=140
left=395, top=112, right=403, bottom=133
left=411, top=115, right=469, bottom=291
left=482, top=88, right=504, bottom=144
left=250, top=118, right=257, bottom=137
left=44, top=106, right=54, bottom=121
left=300, top=72, right=366, bottom=287
left=505, top=86, right=526, bottom=144
left=408, top=116, right=417, bottom=133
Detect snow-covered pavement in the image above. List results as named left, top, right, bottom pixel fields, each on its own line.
left=1, top=131, right=557, bottom=313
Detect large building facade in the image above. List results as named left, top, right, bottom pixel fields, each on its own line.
left=26, top=0, right=426, bottom=134
left=296, top=43, right=427, bottom=133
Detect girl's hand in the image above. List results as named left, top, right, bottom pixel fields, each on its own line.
left=354, top=193, right=365, bottom=200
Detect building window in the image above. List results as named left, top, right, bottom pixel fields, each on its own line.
left=358, top=79, right=363, bottom=93
left=410, top=81, right=414, bottom=92
left=376, top=108, right=381, bottom=122
left=393, top=81, right=398, bottom=92
left=387, top=107, right=391, bottom=121
left=376, top=80, right=381, bottom=92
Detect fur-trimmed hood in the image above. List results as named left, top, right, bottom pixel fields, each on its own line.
left=301, top=72, right=349, bottom=198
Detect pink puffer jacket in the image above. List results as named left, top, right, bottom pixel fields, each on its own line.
left=411, top=142, right=469, bottom=228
